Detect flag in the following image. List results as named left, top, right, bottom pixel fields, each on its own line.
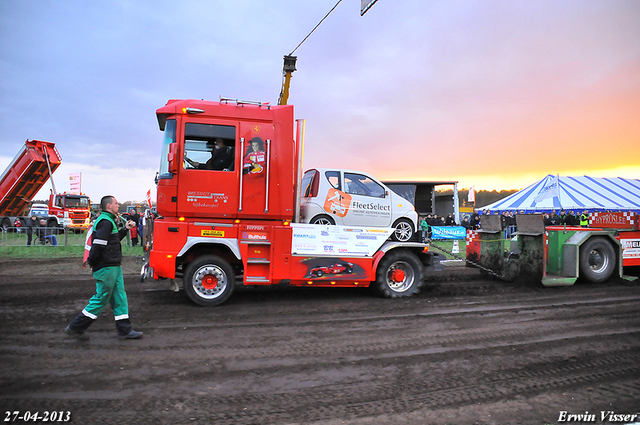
left=82, top=224, right=93, bottom=269
left=69, top=173, right=82, bottom=194
left=147, top=190, right=153, bottom=210
left=468, top=186, right=475, bottom=203
left=534, top=174, right=560, bottom=203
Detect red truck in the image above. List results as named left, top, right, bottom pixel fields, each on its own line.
left=145, top=98, right=444, bottom=306
left=0, top=140, right=91, bottom=231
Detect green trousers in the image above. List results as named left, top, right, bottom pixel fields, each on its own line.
left=82, top=266, right=129, bottom=320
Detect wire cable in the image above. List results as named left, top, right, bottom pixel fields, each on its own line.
left=290, top=0, right=343, bottom=55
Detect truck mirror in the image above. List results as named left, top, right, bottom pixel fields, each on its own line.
left=167, top=143, right=178, bottom=174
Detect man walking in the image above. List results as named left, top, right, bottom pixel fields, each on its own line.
left=65, top=195, right=143, bottom=341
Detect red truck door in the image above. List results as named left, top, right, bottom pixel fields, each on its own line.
left=176, top=121, right=240, bottom=218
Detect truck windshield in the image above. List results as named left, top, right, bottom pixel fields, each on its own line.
left=158, top=119, right=177, bottom=179
left=64, top=197, right=90, bottom=208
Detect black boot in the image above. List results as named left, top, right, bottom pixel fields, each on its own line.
left=65, top=313, right=94, bottom=340
left=116, top=319, right=143, bottom=339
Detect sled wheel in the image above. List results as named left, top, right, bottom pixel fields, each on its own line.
left=183, top=255, right=235, bottom=306
left=579, top=237, right=616, bottom=283
left=373, top=250, right=423, bottom=298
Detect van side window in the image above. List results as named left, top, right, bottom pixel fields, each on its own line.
left=325, top=171, right=341, bottom=190
left=183, top=123, right=235, bottom=171
left=344, top=173, right=385, bottom=198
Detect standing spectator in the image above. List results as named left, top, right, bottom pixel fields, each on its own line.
left=129, top=208, right=141, bottom=246
left=461, top=216, right=471, bottom=230
left=445, top=213, right=455, bottom=226
left=558, top=209, right=568, bottom=225
left=64, top=195, right=143, bottom=341
left=580, top=210, right=589, bottom=228
left=419, top=216, right=430, bottom=242
left=26, top=214, right=38, bottom=245
left=470, top=212, right=481, bottom=230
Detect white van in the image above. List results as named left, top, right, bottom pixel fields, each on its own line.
left=299, top=168, right=418, bottom=242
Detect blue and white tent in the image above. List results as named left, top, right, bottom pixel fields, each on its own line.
left=481, top=175, right=640, bottom=213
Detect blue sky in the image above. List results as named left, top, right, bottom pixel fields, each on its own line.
left=1, top=0, right=639, bottom=203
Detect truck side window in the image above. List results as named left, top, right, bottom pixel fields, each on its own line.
left=344, top=173, right=385, bottom=198
left=183, top=123, right=236, bottom=171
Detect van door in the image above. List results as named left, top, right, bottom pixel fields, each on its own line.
left=342, top=172, right=392, bottom=227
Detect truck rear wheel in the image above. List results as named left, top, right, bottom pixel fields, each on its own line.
left=579, top=237, right=616, bottom=283
left=372, top=250, right=423, bottom=298
left=183, top=255, right=235, bottom=306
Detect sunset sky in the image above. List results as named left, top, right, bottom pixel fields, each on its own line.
left=0, top=0, right=638, bottom=203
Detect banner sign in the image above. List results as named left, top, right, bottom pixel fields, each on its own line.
left=291, top=223, right=392, bottom=257
left=621, top=238, right=640, bottom=261
left=69, top=173, right=81, bottom=194
left=431, top=226, right=466, bottom=240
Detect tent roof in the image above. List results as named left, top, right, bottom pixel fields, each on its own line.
left=481, top=175, right=640, bottom=213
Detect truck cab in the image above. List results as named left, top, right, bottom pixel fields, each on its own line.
left=48, top=192, right=91, bottom=230
left=155, top=98, right=297, bottom=221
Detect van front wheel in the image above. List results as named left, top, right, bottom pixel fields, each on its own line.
left=391, top=219, right=414, bottom=242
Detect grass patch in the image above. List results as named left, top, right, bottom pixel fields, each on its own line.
left=0, top=230, right=144, bottom=259
left=428, top=239, right=467, bottom=259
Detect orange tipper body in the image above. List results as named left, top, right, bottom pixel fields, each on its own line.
left=0, top=140, right=90, bottom=230
left=148, top=98, right=443, bottom=306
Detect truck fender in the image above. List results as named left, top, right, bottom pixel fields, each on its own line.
left=177, top=237, right=242, bottom=260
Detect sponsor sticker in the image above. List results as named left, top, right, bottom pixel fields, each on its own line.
left=201, top=230, right=225, bottom=237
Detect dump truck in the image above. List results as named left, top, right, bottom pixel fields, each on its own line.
left=143, top=98, right=444, bottom=306
left=0, top=139, right=91, bottom=231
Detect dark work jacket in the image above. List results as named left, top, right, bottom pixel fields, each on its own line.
left=88, top=212, right=128, bottom=272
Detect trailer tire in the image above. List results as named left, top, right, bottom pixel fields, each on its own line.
left=183, top=255, right=235, bottom=306
left=579, top=237, right=616, bottom=283
left=391, top=219, right=414, bottom=242
left=1, top=218, right=11, bottom=231
left=372, top=250, right=423, bottom=298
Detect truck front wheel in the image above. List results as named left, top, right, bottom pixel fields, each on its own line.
left=579, top=237, right=616, bottom=283
left=183, top=255, right=235, bottom=306
left=372, top=250, right=423, bottom=298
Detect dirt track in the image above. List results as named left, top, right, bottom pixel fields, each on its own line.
left=1, top=257, right=639, bottom=424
